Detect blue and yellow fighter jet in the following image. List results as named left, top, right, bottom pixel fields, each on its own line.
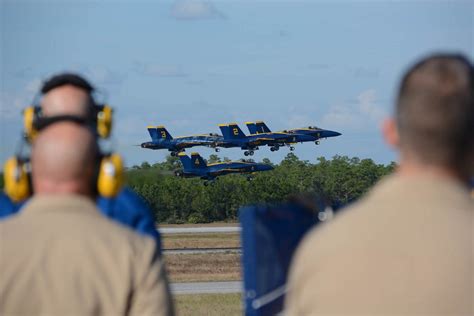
left=141, top=126, right=223, bottom=156
left=246, top=121, right=341, bottom=151
left=176, top=152, right=273, bottom=184
left=217, top=123, right=315, bottom=156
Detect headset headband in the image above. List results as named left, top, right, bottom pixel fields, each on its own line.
left=41, top=73, right=95, bottom=95
left=33, top=115, right=91, bottom=132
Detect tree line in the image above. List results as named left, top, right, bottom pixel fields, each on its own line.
left=127, top=154, right=396, bottom=224
left=0, top=154, right=395, bottom=223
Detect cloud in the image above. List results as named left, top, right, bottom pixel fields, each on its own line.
left=133, top=62, right=188, bottom=78
left=0, top=91, right=27, bottom=120
left=25, top=78, right=42, bottom=93
left=0, top=78, right=41, bottom=120
left=357, top=89, right=385, bottom=122
left=287, top=114, right=314, bottom=129
left=84, top=67, right=125, bottom=85
left=171, top=0, right=226, bottom=20
left=36, top=65, right=126, bottom=88
left=321, top=104, right=360, bottom=129
left=306, top=63, right=332, bottom=70
left=11, top=67, right=35, bottom=79
left=348, top=66, right=380, bottom=78
left=68, top=66, right=126, bottom=86
left=321, top=89, right=386, bottom=130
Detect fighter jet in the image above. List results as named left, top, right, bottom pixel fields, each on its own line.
left=217, top=123, right=315, bottom=156
left=246, top=121, right=341, bottom=151
left=176, top=152, right=273, bottom=184
left=140, top=126, right=223, bottom=156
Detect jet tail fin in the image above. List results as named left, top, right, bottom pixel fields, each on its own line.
left=147, top=126, right=159, bottom=141
left=218, top=124, right=231, bottom=140
left=178, top=153, right=193, bottom=170
left=190, top=152, right=207, bottom=169
left=219, top=123, right=246, bottom=140
left=246, top=122, right=258, bottom=134
left=255, top=121, right=271, bottom=133
left=156, top=126, right=173, bottom=140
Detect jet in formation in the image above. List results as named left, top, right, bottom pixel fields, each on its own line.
left=217, top=123, right=318, bottom=156
left=176, top=152, right=274, bottom=184
left=141, top=126, right=223, bottom=156
left=140, top=122, right=340, bottom=181
left=141, top=123, right=341, bottom=156
left=245, top=121, right=341, bottom=151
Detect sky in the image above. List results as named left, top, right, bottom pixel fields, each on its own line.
left=1, top=0, right=472, bottom=167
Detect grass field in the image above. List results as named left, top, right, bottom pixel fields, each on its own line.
left=165, top=253, right=241, bottom=283
left=175, top=293, right=242, bottom=316
left=162, top=233, right=240, bottom=249
left=159, top=222, right=239, bottom=228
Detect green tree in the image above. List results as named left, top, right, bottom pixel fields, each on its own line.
left=140, top=161, right=151, bottom=169
left=126, top=154, right=395, bottom=224
left=208, top=154, right=221, bottom=164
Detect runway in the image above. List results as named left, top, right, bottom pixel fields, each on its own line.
left=163, top=247, right=241, bottom=255
left=159, top=226, right=241, bottom=234
left=171, top=281, right=242, bottom=295
left=162, top=226, right=243, bottom=295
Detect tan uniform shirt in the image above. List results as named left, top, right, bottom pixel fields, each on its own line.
left=286, top=174, right=473, bottom=315
left=0, top=195, right=174, bottom=316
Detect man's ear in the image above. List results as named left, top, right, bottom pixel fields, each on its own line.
left=382, top=117, right=400, bottom=150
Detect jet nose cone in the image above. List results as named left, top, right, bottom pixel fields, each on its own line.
left=141, top=142, right=149, bottom=148
left=322, top=130, right=341, bottom=138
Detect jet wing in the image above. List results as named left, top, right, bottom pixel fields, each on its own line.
left=253, top=137, right=274, bottom=141
left=210, top=168, right=246, bottom=176
left=176, top=141, right=210, bottom=148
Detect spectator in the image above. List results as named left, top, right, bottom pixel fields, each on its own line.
left=285, top=53, right=473, bottom=315
left=0, top=122, right=173, bottom=315
left=1, top=73, right=160, bottom=244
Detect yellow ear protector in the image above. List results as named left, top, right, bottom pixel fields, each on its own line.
left=23, top=104, right=113, bottom=142
left=4, top=116, right=123, bottom=202
left=97, top=153, right=124, bottom=198
left=3, top=157, right=31, bottom=203
left=95, top=105, right=113, bottom=139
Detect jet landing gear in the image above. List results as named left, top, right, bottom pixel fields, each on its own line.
left=215, top=148, right=220, bottom=152
left=244, top=150, right=254, bottom=156
left=314, top=140, right=320, bottom=145
left=270, top=146, right=280, bottom=152
left=289, top=146, right=295, bottom=151
left=170, top=150, right=184, bottom=157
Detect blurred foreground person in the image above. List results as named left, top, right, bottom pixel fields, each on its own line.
left=0, top=122, right=173, bottom=316
left=286, top=54, right=473, bottom=315
left=0, top=73, right=160, bottom=245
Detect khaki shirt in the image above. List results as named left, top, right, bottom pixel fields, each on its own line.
left=286, top=174, right=473, bottom=315
left=0, top=195, right=174, bottom=316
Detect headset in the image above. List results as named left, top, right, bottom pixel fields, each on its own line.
left=23, top=73, right=113, bottom=142
left=3, top=73, right=123, bottom=202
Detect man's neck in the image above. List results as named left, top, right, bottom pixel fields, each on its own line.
left=33, top=180, right=95, bottom=200
left=396, top=158, right=467, bottom=185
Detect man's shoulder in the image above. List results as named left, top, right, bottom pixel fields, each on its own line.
left=296, top=197, right=369, bottom=256
left=293, top=175, right=403, bottom=261
left=295, top=173, right=473, bottom=261
left=13, top=194, right=157, bottom=249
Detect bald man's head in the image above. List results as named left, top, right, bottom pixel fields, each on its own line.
left=395, top=54, right=474, bottom=175
left=41, top=85, right=92, bottom=118
left=31, top=122, right=98, bottom=197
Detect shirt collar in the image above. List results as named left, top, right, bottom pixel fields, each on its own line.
left=21, top=194, right=99, bottom=215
